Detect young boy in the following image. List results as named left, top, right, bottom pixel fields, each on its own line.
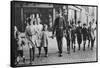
left=76, top=21, right=82, bottom=50
left=71, top=23, right=76, bottom=52
left=87, top=21, right=96, bottom=50
left=82, top=23, right=88, bottom=51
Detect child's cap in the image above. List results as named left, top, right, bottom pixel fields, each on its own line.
left=78, top=21, right=81, bottom=24
left=83, top=23, right=86, bottom=26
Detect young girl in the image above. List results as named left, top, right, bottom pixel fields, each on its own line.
left=16, top=32, right=26, bottom=64
left=38, top=24, right=48, bottom=57
left=25, top=15, right=36, bottom=64
left=14, top=26, right=26, bottom=64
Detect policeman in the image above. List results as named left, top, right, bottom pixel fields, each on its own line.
left=76, top=21, right=82, bottom=50
left=52, top=9, right=66, bottom=57
left=82, top=23, right=88, bottom=51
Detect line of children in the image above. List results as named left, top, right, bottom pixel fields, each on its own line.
left=72, top=20, right=96, bottom=51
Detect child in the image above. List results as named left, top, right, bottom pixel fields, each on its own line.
left=71, top=23, right=76, bottom=52
left=25, top=16, right=36, bottom=64
left=17, top=32, right=26, bottom=64
left=38, top=24, right=48, bottom=57
left=82, top=23, right=88, bottom=51
left=87, top=21, right=96, bottom=50
left=76, top=21, right=82, bottom=50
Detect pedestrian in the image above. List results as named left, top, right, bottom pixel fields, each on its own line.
left=14, top=26, right=19, bottom=65
left=76, top=21, right=82, bottom=50
left=38, top=24, right=48, bottom=57
left=87, top=21, right=96, bottom=50
left=35, top=13, right=43, bottom=57
left=52, top=9, right=66, bottom=57
left=62, top=7, right=71, bottom=54
left=71, top=22, right=76, bottom=52
left=25, top=14, right=36, bottom=64
left=65, top=21, right=71, bottom=54
left=17, top=32, right=26, bottom=64
left=82, top=23, right=88, bottom=51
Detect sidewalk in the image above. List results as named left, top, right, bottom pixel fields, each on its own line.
left=17, top=32, right=97, bottom=66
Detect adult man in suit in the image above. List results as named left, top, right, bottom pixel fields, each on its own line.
left=52, top=9, right=66, bottom=57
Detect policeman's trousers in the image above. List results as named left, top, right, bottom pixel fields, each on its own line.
left=56, top=35, right=63, bottom=54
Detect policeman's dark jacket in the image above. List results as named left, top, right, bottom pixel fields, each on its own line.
left=52, top=16, right=66, bottom=37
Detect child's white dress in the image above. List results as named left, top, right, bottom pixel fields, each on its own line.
left=41, top=31, right=48, bottom=47
left=35, top=24, right=43, bottom=47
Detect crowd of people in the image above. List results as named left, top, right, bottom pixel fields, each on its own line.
left=14, top=9, right=96, bottom=65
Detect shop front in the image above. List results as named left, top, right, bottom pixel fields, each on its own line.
left=14, top=3, right=53, bottom=32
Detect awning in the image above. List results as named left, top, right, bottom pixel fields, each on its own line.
left=68, top=6, right=82, bottom=12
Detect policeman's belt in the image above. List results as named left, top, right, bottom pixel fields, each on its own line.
left=56, top=27, right=64, bottom=29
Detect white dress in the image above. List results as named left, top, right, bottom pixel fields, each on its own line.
left=35, top=24, right=43, bottom=47
left=41, top=31, right=48, bottom=47
left=30, top=25, right=37, bottom=47
left=25, top=25, right=37, bottom=48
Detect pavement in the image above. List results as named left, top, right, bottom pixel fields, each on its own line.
left=16, top=32, right=97, bottom=66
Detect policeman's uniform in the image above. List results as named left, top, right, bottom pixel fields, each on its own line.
left=52, top=16, right=66, bottom=57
